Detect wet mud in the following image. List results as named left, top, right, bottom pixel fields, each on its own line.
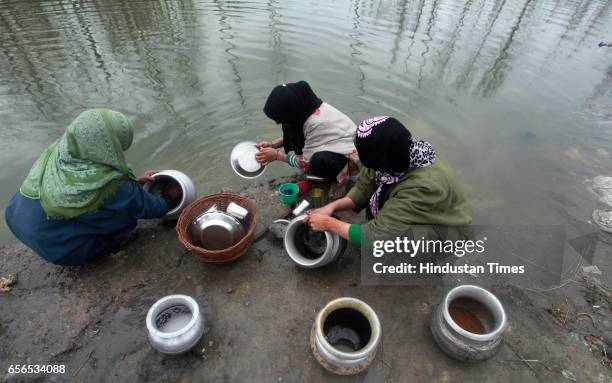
left=0, top=182, right=611, bottom=382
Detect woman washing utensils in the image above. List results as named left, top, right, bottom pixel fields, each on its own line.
left=255, top=81, right=359, bottom=197
left=303, top=116, right=471, bottom=246
left=4, top=109, right=180, bottom=266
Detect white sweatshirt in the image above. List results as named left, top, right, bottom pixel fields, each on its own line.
left=301, top=102, right=357, bottom=162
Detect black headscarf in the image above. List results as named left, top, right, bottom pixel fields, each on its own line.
left=355, top=117, right=413, bottom=173
left=354, top=116, right=436, bottom=218
left=263, top=81, right=322, bottom=155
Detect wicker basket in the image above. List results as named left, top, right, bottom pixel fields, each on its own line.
left=176, top=192, right=259, bottom=263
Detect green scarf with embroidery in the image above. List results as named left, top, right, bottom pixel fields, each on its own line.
left=20, top=109, right=136, bottom=218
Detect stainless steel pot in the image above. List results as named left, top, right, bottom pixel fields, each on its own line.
left=143, top=170, right=196, bottom=220
left=283, top=215, right=346, bottom=268
left=310, top=297, right=382, bottom=375
left=430, top=285, right=508, bottom=362
left=189, top=207, right=246, bottom=250
left=146, top=294, right=205, bottom=355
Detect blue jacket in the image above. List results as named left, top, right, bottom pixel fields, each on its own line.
left=5, top=179, right=168, bottom=265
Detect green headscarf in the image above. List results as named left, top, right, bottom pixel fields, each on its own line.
left=20, top=109, right=136, bottom=219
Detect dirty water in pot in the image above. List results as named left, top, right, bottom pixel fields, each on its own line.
left=294, top=224, right=328, bottom=260
left=448, top=297, right=494, bottom=334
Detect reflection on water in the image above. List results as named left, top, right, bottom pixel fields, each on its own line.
left=0, top=0, right=611, bottom=243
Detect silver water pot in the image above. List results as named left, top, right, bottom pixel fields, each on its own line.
left=189, top=204, right=246, bottom=250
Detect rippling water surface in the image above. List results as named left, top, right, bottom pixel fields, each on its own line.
left=1, top=0, right=611, bottom=243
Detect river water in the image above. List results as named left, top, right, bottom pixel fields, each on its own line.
left=0, top=0, right=610, bottom=244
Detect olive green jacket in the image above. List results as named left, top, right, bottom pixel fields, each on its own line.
left=346, top=158, right=471, bottom=240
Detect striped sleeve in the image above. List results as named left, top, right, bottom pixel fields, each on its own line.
left=286, top=153, right=299, bottom=167
left=285, top=153, right=310, bottom=171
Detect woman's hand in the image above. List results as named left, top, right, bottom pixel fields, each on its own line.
left=255, top=147, right=278, bottom=165
left=137, top=169, right=161, bottom=184
left=304, top=213, right=334, bottom=232
left=304, top=212, right=352, bottom=241
left=311, top=204, right=335, bottom=217
left=255, top=141, right=272, bottom=149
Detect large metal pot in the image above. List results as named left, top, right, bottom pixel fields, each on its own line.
left=284, top=215, right=346, bottom=268
left=430, top=285, right=508, bottom=362
left=310, top=297, right=382, bottom=375
left=143, top=170, right=196, bottom=220
left=146, top=294, right=205, bottom=355
left=189, top=205, right=246, bottom=250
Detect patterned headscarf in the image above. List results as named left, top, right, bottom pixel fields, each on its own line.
left=20, top=109, right=135, bottom=218
left=355, top=116, right=436, bottom=218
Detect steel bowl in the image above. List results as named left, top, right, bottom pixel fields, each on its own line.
left=189, top=210, right=246, bottom=250
left=226, top=202, right=249, bottom=222
left=230, top=141, right=266, bottom=179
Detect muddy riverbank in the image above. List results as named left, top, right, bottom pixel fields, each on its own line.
left=1, top=182, right=611, bottom=382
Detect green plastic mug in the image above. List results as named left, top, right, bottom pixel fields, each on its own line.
left=279, top=183, right=299, bottom=205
